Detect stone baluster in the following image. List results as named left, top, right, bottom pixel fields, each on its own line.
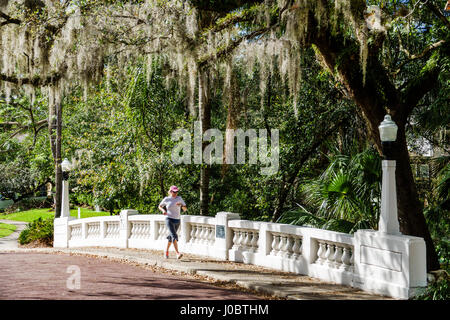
left=189, top=224, right=196, bottom=243
left=250, top=231, right=258, bottom=252
left=271, top=234, right=280, bottom=256
left=242, top=231, right=250, bottom=251
left=194, top=224, right=201, bottom=243
left=145, top=223, right=150, bottom=237
left=232, top=229, right=239, bottom=250
left=198, top=225, right=204, bottom=244
left=333, top=245, right=343, bottom=268
left=326, top=244, right=335, bottom=268
left=291, top=237, right=300, bottom=259
left=341, top=247, right=351, bottom=271
left=349, top=247, right=354, bottom=268
left=283, top=236, right=293, bottom=258
left=323, top=243, right=331, bottom=265
left=277, top=236, right=285, bottom=256
left=316, top=241, right=326, bottom=264
left=275, top=235, right=284, bottom=256
left=202, top=225, right=209, bottom=244
left=204, top=226, right=210, bottom=244
left=209, top=226, right=215, bottom=245
left=237, top=230, right=245, bottom=250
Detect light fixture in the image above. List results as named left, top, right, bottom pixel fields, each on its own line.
left=61, top=158, right=72, bottom=172
left=378, top=115, right=398, bottom=160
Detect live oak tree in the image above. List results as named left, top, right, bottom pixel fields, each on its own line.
left=1, top=0, right=447, bottom=270
left=187, top=0, right=449, bottom=271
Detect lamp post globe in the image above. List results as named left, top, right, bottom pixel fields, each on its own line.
left=378, top=115, right=398, bottom=160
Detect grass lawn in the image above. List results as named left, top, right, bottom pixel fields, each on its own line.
left=0, top=207, right=111, bottom=222
left=0, top=222, right=17, bottom=238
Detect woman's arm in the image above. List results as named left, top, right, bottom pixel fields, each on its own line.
left=158, top=204, right=167, bottom=215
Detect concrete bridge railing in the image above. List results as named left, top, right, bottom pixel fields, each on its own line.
left=54, top=210, right=427, bottom=299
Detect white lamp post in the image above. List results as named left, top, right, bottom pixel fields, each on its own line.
left=61, top=158, right=72, bottom=218
left=378, top=115, right=401, bottom=235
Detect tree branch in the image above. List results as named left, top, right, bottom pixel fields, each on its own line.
left=394, top=40, right=447, bottom=76
left=0, top=67, right=65, bottom=87
left=399, top=63, right=442, bottom=121
left=425, top=1, right=450, bottom=30
left=0, top=11, right=21, bottom=26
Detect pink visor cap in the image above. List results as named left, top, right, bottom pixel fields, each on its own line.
left=169, top=185, right=179, bottom=192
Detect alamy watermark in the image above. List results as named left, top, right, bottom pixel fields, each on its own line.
left=66, top=265, right=81, bottom=290
left=171, top=121, right=279, bottom=176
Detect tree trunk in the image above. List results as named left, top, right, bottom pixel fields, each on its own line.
left=54, top=102, right=62, bottom=218
left=199, top=69, right=211, bottom=215
left=390, top=123, right=440, bottom=270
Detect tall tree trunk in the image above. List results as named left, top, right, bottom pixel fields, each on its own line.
left=388, top=122, right=440, bottom=270
left=222, top=63, right=240, bottom=178
left=54, top=102, right=62, bottom=218
left=199, top=69, right=211, bottom=215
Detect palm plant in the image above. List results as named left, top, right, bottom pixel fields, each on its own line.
left=279, top=147, right=382, bottom=234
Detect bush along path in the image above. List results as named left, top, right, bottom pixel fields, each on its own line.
left=0, top=219, right=28, bottom=250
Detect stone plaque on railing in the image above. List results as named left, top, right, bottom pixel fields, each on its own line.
left=216, top=225, right=225, bottom=239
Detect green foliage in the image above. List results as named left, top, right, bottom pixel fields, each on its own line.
left=18, top=217, right=54, bottom=246
left=0, top=222, right=17, bottom=238
left=424, top=161, right=450, bottom=269
left=278, top=147, right=381, bottom=234
left=415, top=277, right=450, bottom=300
left=4, top=197, right=52, bottom=214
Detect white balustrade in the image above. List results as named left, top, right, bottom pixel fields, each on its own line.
left=157, top=221, right=168, bottom=240
left=188, top=223, right=215, bottom=246
left=105, top=221, right=120, bottom=238
left=55, top=210, right=428, bottom=300
left=231, top=228, right=259, bottom=253
left=269, top=232, right=302, bottom=259
left=86, top=222, right=100, bottom=238
left=315, top=240, right=354, bottom=271
left=70, top=225, right=82, bottom=240
left=130, top=221, right=151, bottom=239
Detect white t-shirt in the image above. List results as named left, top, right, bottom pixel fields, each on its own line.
left=159, top=196, right=186, bottom=219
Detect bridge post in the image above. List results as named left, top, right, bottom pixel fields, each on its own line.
left=53, top=216, right=75, bottom=248
left=119, top=209, right=138, bottom=248
left=353, top=229, right=427, bottom=299
left=214, top=212, right=240, bottom=260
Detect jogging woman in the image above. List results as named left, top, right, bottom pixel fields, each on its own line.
left=158, top=185, right=187, bottom=259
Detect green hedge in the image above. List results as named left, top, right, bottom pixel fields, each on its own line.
left=18, top=217, right=54, bottom=246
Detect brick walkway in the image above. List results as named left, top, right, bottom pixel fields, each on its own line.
left=0, top=252, right=262, bottom=300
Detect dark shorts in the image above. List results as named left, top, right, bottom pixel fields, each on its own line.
left=165, top=217, right=180, bottom=242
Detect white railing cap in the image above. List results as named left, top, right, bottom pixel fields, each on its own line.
left=228, top=219, right=261, bottom=230
left=183, top=215, right=216, bottom=225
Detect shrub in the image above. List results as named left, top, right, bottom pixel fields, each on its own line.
left=415, top=272, right=450, bottom=300
left=18, top=217, right=54, bottom=246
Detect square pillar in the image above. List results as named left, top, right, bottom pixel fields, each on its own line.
left=354, top=229, right=427, bottom=299
left=379, top=160, right=401, bottom=235
left=119, top=209, right=138, bottom=248
left=214, top=212, right=240, bottom=260
left=53, top=216, right=75, bottom=248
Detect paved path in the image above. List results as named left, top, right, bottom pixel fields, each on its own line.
left=0, top=252, right=261, bottom=300
left=0, top=219, right=393, bottom=300
left=0, top=220, right=28, bottom=250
